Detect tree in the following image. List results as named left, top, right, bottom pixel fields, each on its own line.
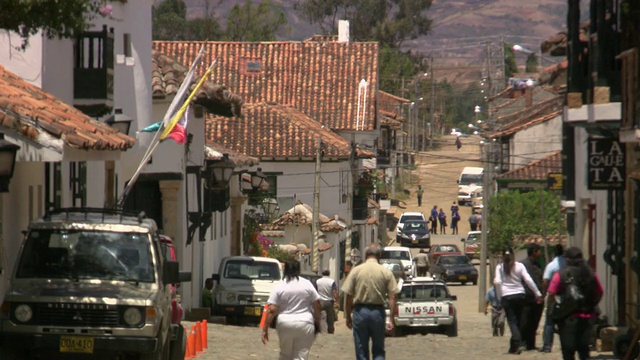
left=225, top=0, right=288, bottom=41
left=525, top=54, right=538, bottom=73
left=0, top=0, right=108, bottom=49
left=378, top=45, right=423, bottom=94
left=503, top=42, right=518, bottom=79
left=294, top=0, right=433, bottom=49
left=487, top=189, right=562, bottom=255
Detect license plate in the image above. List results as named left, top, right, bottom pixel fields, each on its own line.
left=244, top=306, right=261, bottom=316
left=415, top=318, right=435, bottom=325
left=60, top=336, right=94, bottom=354
left=412, top=239, right=418, bottom=243
left=459, top=275, right=467, bottom=280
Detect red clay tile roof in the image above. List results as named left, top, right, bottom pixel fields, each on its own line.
left=153, top=40, right=379, bottom=132
left=490, top=96, right=564, bottom=137
left=151, top=50, right=243, bottom=118
left=207, top=103, right=373, bottom=160
left=0, top=65, right=134, bottom=150
left=497, top=151, right=562, bottom=181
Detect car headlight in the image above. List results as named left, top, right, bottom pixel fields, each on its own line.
left=404, top=265, right=412, bottom=271
left=400, top=233, right=410, bottom=239
left=470, top=269, right=478, bottom=274
left=444, top=270, right=451, bottom=275
left=14, top=304, right=33, bottom=323
left=123, top=307, right=143, bottom=326
left=225, top=292, right=237, bottom=302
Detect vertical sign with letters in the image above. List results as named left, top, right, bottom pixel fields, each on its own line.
left=588, top=139, right=625, bottom=189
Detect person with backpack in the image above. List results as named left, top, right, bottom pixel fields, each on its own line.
left=540, top=244, right=566, bottom=353
left=494, top=249, right=543, bottom=354
left=547, top=247, right=603, bottom=360
left=450, top=210, right=460, bottom=235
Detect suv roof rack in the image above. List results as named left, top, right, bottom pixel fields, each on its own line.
left=43, top=207, right=147, bottom=224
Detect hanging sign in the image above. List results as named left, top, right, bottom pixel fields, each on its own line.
left=588, top=139, right=625, bottom=189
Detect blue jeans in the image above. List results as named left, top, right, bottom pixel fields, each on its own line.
left=352, top=305, right=386, bottom=360
left=542, top=305, right=556, bottom=350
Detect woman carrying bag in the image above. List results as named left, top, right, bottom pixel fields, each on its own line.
left=547, top=247, right=603, bottom=360
left=494, top=249, right=543, bottom=354
left=261, top=259, right=322, bottom=360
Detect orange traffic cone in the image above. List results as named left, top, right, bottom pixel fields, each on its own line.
left=195, top=321, right=203, bottom=353
left=189, top=325, right=197, bottom=358
left=184, top=326, right=194, bottom=359
left=202, top=320, right=208, bottom=349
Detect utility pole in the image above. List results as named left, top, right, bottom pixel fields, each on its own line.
left=478, top=40, right=495, bottom=313
left=311, top=136, right=322, bottom=273
left=429, top=56, right=435, bottom=149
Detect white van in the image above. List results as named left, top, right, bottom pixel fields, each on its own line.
left=212, top=256, right=283, bottom=325
left=457, top=167, right=483, bottom=205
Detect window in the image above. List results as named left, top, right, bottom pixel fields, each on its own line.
left=45, top=162, right=62, bottom=209
left=239, top=57, right=262, bottom=75
left=70, top=162, right=87, bottom=207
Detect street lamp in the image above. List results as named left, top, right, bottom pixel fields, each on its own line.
left=512, top=44, right=560, bottom=68
left=209, top=154, right=234, bottom=187
left=0, top=137, right=20, bottom=192
left=262, top=197, right=280, bottom=222
left=251, top=168, right=266, bottom=191
left=104, top=108, right=134, bottom=136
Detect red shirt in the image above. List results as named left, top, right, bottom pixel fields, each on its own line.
left=548, top=270, right=603, bottom=318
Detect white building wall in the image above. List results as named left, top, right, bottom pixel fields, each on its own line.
left=0, top=33, right=44, bottom=87
left=1, top=162, right=44, bottom=299
left=510, top=116, right=562, bottom=170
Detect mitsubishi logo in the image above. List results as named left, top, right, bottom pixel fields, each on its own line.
left=73, top=312, right=83, bottom=321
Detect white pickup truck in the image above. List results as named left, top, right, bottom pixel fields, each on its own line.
left=390, top=277, right=458, bottom=337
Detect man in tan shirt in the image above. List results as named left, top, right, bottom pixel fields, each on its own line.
left=342, top=244, right=399, bottom=360
left=413, top=249, right=429, bottom=277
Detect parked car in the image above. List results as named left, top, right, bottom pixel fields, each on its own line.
left=430, top=254, right=478, bottom=285
left=381, top=246, right=413, bottom=275
left=379, top=259, right=407, bottom=281
left=471, top=188, right=484, bottom=210
left=389, top=277, right=457, bottom=337
left=460, top=231, right=482, bottom=260
left=0, top=208, right=191, bottom=360
left=429, top=244, right=463, bottom=266
left=396, top=220, right=431, bottom=248
left=395, top=212, right=427, bottom=239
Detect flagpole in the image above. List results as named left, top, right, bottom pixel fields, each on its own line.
left=116, top=45, right=209, bottom=208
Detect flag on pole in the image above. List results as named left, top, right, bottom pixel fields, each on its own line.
left=160, top=60, right=216, bottom=141
left=164, top=107, right=190, bottom=144
left=139, top=122, right=162, bottom=133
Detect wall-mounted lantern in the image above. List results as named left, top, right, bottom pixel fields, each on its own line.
left=203, top=154, right=235, bottom=213
left=0, top=137, right=20, bottom=192
left=262, top=197, right=280, bottom=222
left=207, top=154, right=234, bottom=189
left=104, top=108, right=134, bottom=136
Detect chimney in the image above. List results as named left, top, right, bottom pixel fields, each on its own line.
left=525, top=87, right=533, bottom=107
left=338, top=20, right=350, bottom=43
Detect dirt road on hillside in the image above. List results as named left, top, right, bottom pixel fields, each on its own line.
left=401, top=134, right=483, bottom=236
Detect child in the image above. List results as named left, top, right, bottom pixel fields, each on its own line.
left=485, top=285, right=505, bottom=337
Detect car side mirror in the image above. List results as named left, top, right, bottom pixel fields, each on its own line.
left=460, top=238, right=465, bottom=242
left=179, top=271, right=192, bottom=283
left=450, top=295, right=457, bottom=301
left=212, top=273, right=220, bottom=282
left=162, top=261, right=180, bottom=285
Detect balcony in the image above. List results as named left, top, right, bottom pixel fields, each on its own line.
left=74, top=25, right=114, bottom=117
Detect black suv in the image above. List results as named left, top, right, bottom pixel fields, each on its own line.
left=396, top=220, right=431, bottom=248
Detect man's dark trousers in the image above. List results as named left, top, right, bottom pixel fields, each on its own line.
left=520, top=298, right=544, bottom=350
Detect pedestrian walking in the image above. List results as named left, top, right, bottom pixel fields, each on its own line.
left=541, top=244, right=566, bottom=352
left=438, top=208, right=447, bottom=234
left=430, top=205, right=438, bottom=234
left=469, top=211, right=479, bottom=231
left=477, top=212, right=483, bottom=230
left=547, top=247, right=603, bottom=360
left=262, top=259, right=323, bottom=360
left=413, top=249, right=429, bottom=277
left=342, top=243, right=399, bottom=360
left=450, top=210, right=460, bottom=235
left=416, top=185, right=424, bottom=206
left=494, top=249, right=543, bottom=354
left=316, top=269, right=339, bottom=334
left=485, top=285, right=505, bottom=337
left=456, top=136, right=462, bottom=151
left=520, top=244, right=545, bottom=351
